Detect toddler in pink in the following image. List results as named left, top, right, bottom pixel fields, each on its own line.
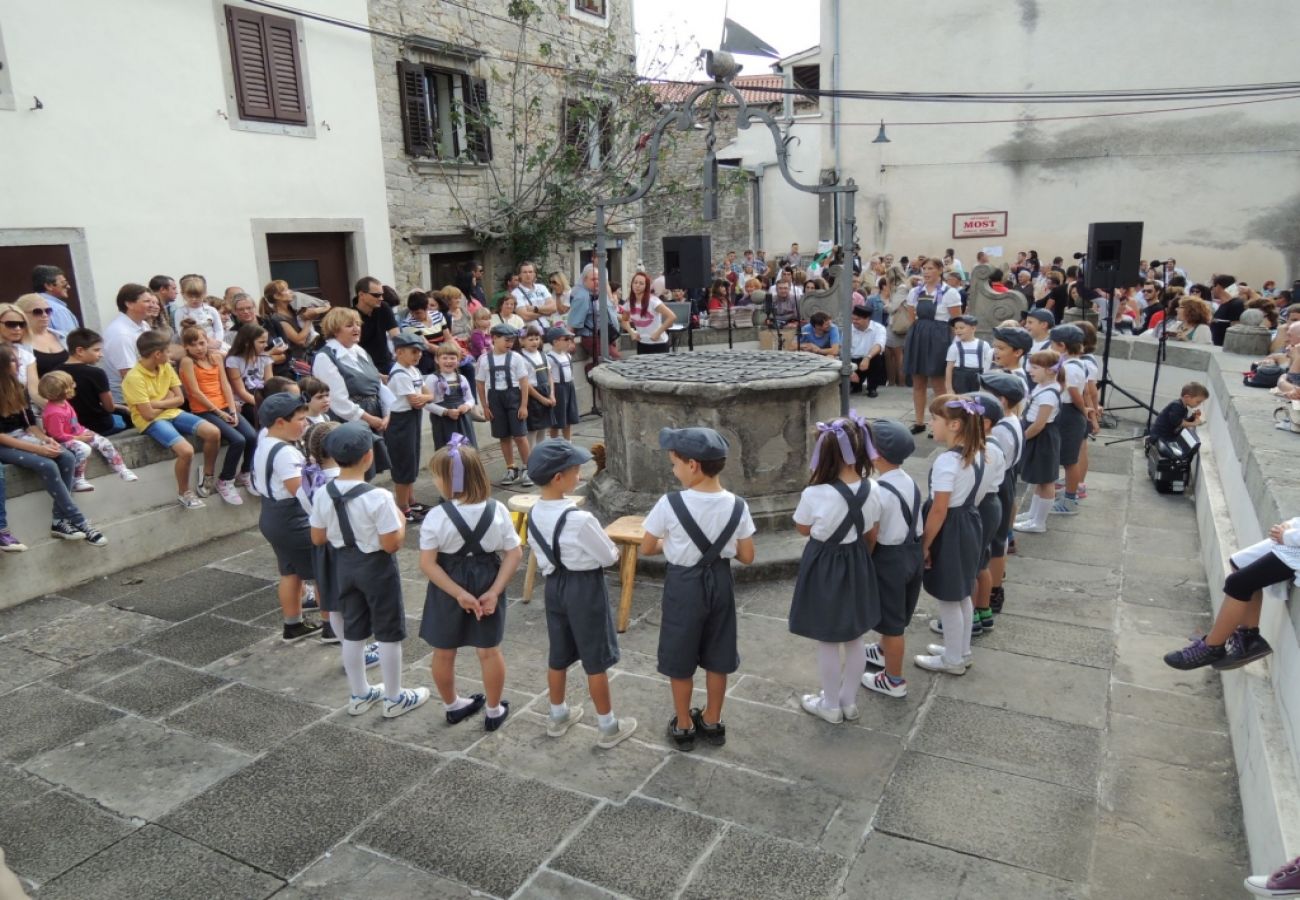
left=38, top=371, right=136, bottom=490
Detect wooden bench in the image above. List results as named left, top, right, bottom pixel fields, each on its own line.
left=506, top=492, right=585, bottom=605
left=604, top=515, right=646, bottom=633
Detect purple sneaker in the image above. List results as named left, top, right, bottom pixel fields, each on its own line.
left=1245, top=855, right=1300, bottom=896
left=1214, top=628, right=1274, bottom=671
left=0, top=530, right=28, bottom=552
left=1163, top=637, right=1226, bottom=670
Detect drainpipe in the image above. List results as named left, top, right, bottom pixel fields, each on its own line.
left=750, top=164, right=764, bottom=251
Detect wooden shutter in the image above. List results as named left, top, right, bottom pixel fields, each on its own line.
left=225, top=5, right=307, bottom=125
left=597, top=102, right=613, bottom=168
left=398, top=61, right=435, bottom=157
left=464, top=76, right=492, bottom=162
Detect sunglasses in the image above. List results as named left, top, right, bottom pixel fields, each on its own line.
left=2, top=320, right=27, bottom=329
left=29, top=308, right=52, bottom=316
left=365, top=291, right=383, bottom=298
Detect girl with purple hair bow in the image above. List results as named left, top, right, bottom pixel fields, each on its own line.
left=789, top=417, right=883, bottom=725
left=1014, top=349, right=1065, bottom=534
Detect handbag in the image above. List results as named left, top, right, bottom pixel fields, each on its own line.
left=1245, top=363, right=1284, bottom=388
left=889, top=302, right=914, bottom=336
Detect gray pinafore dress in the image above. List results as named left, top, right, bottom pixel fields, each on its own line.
left=419, top=500, right=506, bottom=649
left=429, top=372, right=477, bottom=449
left=872, top=478, right=925, bottom=636
left=991, top=418, right=1023, bottom=557
left=258, top=441, right=313, bottom=578
left=951, top=339, right=989, bottom=394
left=319, top=344, right=391, bottom=476
left=524, top=350, right=553, bottom=433
left=486, top=351, right=526, bottom=439
left=788, top=481, right=879, bottom=642
left=1020, top=384, right=1062, bottom=486
left=547, top=352, right=581, bottom=428
left=1056, top=359, right=1089, bottom=467
left=656, top=493, right=745, bottom=680
left=903, top=285, right=953, bottom=378
left=529, top=508, right=619, bottom=675
left=327, top=481, right=407, bottom=643
left=921, top=451, right=985, bottom=604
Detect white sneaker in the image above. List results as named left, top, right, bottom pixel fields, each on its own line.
left=926, top=644, right=974, bottom=667
left=215, top=479, right=244, bottom=505
left=72, top=478, right=95, bottom=492
left=862, top=670, right=908, bottom=698
left=499, top=467, right=519, bottom=486
left=347, top=686, right=382, bottom=716
left=863, top=642, right=885, bottom=668
left=1014, top=519, right=1046, bottom=534
left=383, top=687, right=431, bottom=719
left=547, top=706, right=584, bottom=737
left=914, top=654, right=967, bottom=675
left=841, top=704, right=860, bottom=721
left=520, top=471, right=534, bottom=487
left=178, top=491, right=206, bottom=510
left=118, top=468, right=139, bottom=482
left=596, top=716, right=638, bottom=749
left=799, top=692, right=844, bottom=724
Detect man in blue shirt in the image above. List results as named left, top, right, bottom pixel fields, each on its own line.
left=566, top=267, right=622, bottom=371
left=798, top=311, right=841, bottom=357
left=32, top=265, right=81, bottom=336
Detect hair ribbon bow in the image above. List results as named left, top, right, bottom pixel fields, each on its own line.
left=810, top=420, right=856, bottom=471
left=447, top=432, right=470, bottom=494
left=848, top=410, right=880, bottom=462
left=945, top=397, right=981, bottom=415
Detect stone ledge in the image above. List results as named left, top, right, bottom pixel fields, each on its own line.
left=4, top=429, right=185, bottom=501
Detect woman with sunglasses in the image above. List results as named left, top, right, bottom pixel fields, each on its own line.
left=0, top=303, right=41, bottom=407
left=17, top=294, right=69, bottom=376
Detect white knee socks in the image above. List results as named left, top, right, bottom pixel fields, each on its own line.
left=341, top=639, right=369, bottom=696
left=840, top=641, right=866, bottom=709
left=378, top=641, right=403, bottom=700
left=959, top=597, right=975, bottom=657
left=939, top=602, right=965, bottom=665
left=817, top=642, right=842, bottom=708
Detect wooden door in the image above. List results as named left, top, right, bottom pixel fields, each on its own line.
left=0, top=244, right=82, bottom=322
left=267, top=232, right=350, bottom=307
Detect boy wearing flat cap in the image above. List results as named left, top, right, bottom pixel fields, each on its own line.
left=641, top=427, right=756, bottom=751
left=979, top=371, right=1026, bottom=615
left=991, top=326, right=1034, bottom=399
left=526, top=440, right=638, bottom=749
left=310, top=421, right=430, bottom=720
left=476, top=323, right=534, bottom=486
left=1023, top=309, right=1054, bottom=355
left=543, top=326, right=581, bottom=441
left=944, top=314, right=992, bottom=395
left=387, top=331, right=433, bottom=521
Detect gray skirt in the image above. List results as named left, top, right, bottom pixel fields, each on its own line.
left=903, top=317, right=951, bottom=378
left=419, top=551, right=506, bottom=649
left=1020, top=421, right=1061, bottom=486
left=921, top=501, right=982, bottom=603
left=789, top=538, right=878, bottom=642
left=259, top=497, right=313, bottom=578
left=1057, top=403, right=1088, bottom=467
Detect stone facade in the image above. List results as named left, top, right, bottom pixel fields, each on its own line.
left=367, top=0, right=639, bottom=296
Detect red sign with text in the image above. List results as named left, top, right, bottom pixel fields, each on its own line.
left=952, top=211, right=1008, bottom=239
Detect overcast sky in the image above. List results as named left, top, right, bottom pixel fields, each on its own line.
left=633, top=0, right=819, bottom=79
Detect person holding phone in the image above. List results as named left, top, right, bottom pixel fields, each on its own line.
left=261, top=280, right=317, bottom=378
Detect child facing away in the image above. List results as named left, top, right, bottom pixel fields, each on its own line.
left=790, top=416, right=881, bottom=724
left=518, top=324, right=556, bottom=447
left=525, top=441, right=638, bottom=747
left=641, top=427, right=756, bottom=751
left=386, top=332, right=433, bottom=521
left=310, top=421, right=429, bottom=718
left=978, top=372, right=1027, bottom=617
left=1074, top=320, right=1102, bottom=499
left=944, top=315, right=992, bottom=395
left=0, top=344, right=106, bottom=547
left=545, top=326, right=581, bottom=441
left=60, top=328, right=127, bottom=436
left=418, top=436, right=522, bottom=731
left=178, top=326, right=256, bottom=504
left=861, top=420, right=924, bottom=698
left=122, top=329, right=222, bottom=510
left=38, top=370, right=136, bottom=487
left=1048, top=324, right=1092, bottom=517
left=915, top=395, right=987, bottom=675
left=1150, top=381, right=1208, bottom=444
left=476, top=323, right=533, bottom=486
left=426, top=343, right=476, bottom=450
left=957, top=393, right=1007, bottom=637
left=1013, top=350, right=1065, bottom=534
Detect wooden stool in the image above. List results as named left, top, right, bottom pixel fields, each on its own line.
left=507, top=493, right=585, bottom=603
left=604, top=515, right=646, bottom=633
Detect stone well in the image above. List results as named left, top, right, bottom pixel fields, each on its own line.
left=588, top=349, right=842, bottom=531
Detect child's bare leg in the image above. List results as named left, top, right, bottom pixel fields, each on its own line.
left=394, top=483, right=412, bottom=510
left=702, top=670, right=727, bottom=724
left=477, top=646, right=505, bottom=708
left=989, top=556, right=1007, bottom=588
left=173, top=441, right=194, bottom=493
left=1207, top=592, right=1262, bottom=645
left=514, top=436, right=531, bottom=464
left=499, top=439, right=514, bottom=467
left=1064, top=461, right=1082, bottom=493
left=670, top=677, right=694, bottom=729
left=431, top=648, right=458, bottom=704
left=975, top=569, right=992, bottom=611
left=547, top=667, right=567, bottom=706
left=880, top=633, right=905, bottom=679
left=587, top=671, right=612, bottom=716
left=278, top=574, right=303, bottom=618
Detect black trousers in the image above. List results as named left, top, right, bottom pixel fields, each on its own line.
left=850, top=354, right=887, bottom=392
left=1224, top=552, right=1293, bottom=601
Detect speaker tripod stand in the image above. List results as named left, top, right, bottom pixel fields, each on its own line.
left=1095, top=266, right=1161, bottom=445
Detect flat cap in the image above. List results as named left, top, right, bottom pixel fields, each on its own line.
left=490, top=323, right=518, bottom=338
left=867, top=418, right=914, bottom=465
left=992, top=326, right=1033, bottom=352
left=1049, top=323, right=1084, bottom=344
left=526, top=439, right=591, bottom=484
left=257, top=391, right=306, bottom=428
left=971, top=392, right=1005, bottom=424
left=852, top=304, right=871, bottom=318
left=658, top=426, right=729, bottom=460
left=323, top=420, right=376, bottom=466
left=391, top=330, right=426, bottom=350
left=1025, top=309, right=1055, bottom=325
left=979, top=371, right=1027, bottom=405
left=951, top=314, right=978, bottom=327
left=544, top=325, right=573, bottom=343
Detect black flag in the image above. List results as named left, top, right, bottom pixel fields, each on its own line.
left=720, top=17, right=781, bottom=59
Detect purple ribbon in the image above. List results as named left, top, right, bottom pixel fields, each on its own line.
left=447, top=433, right=470, bottom=494
left=848, top=410, right=880, bottom=461
left=1050, top=357, right=1064, bottom=373
left=946, top=397, right=981, bottom=415
left=810, top=420, right=857, bottom=471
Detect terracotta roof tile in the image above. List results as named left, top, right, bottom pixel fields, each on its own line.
left=649, top=74, right=786, bottom=108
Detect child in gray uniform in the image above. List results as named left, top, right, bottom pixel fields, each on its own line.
left=641, top=427, right=756, bottom=752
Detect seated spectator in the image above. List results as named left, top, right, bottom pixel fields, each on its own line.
left=261, top=280, right=316, bottom=376
left=32, top=264, right=81, bottom=337
left=179, top=326, right=255, bottom=503
left=60, top=328, right=126, bottom=435
left=223, top=292, right=285, bottom=370
left=798, top=311, right=841, bottom=357
left=172, top=274, right=225, bottom=345
left=38, top=370, right=136, bottom=488
left=849, top=306, right=887, bottom=396
left=225, top=324, right=274, bottom=427
left=0, top=303, right=39, bottom=408
left=491, top=293, right=526, bottom=332
left=1268, top=308, right=1300, bottom=353
left=17, top=294, right=69, bottom=377
left=1173, top=297, right=1214, bottom=344
left=1150, top=381, right=1207, bottom=443
left=104, top=286, right=157, bottom=401
left=768, top=280, right=800, bottom=328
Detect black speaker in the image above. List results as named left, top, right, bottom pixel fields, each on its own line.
left=663, top=236, right=712, bottom=291
left=1086, top=222, right=1143, bottom=290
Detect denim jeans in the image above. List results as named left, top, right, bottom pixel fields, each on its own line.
left=0, top=463, right=7, bottom=531
left=197, top=412, right=257, bottom=479
left=0, top=442, right=85, bottom=527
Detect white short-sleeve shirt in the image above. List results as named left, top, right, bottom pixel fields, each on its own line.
left=1062, top=358, right=1087, bottom=406
left=873, top=469, right=923, bottom=545
left=850, top=321, right=886, bottom=358
left=627, top=296, right=669, bottom=344
left=527, top=500, right=619, bottom=575
left=906, top=284, right=963, bottom=322
left=643, top=489, right=757, bottom=566
left=547, top=351, right=574, bottom=385
left=793, top=480, right=881, bottom=544
left=991, top=417, right=1024, bottom=468
left=387, top=363, right=423, bottom=413
left=928, top=450, right=980, bottom=505
left=945, top=338, right=994, bottom=371
left=512, top=283, right=554, bottom=328
left=309, top=479, right=404, bottom=553
left=1025, top=383, right=1062, bottom=424
left=475, top=351, right=534, bottom=391
left=252, top=437, right=304, bottom=501
left=975, top=442, right=1005, bottom=503
left=419, top=499, right=521, bottom=554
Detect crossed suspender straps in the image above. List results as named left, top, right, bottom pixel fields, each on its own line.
left=438, top=499, right=498, bottom=555
left=876, top=479, right=923, bottom=543
left=325, top=480, right=378, bottom=548
left=527, top=506, right=577, bottom=573
left=666, top=492, right=744, bottom=567
left=824, top=480, right=870, bottom=544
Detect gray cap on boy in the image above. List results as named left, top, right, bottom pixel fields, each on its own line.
left=490, top=323, right=518, bottom=338
left=257, top=391, right=306, bottom=428
left=544, top=325, right=572, bottom=343
left=391, top=330, right=426, bottom=350
left=867, top=419, right=914, bottom=465
left=1049, top=323, right=1084, bottom=344
left=658, top=426, right=728, bottom=460
left=980, top=371, right=1026, bottom=405
left=1025, top=309, right=1055, bottom=325
left=992, top=326, right=1033, bottom=352
left=323, top=421, right=376, bottom=466
left=526, top=440, right=592, bottom=485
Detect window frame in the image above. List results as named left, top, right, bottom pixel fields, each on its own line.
left=568, top=0, right=610, bottom=28
left=398, top=60, right=491, bottom=164
left=214, top=1, right=315, bottom=138
left=562, top=98, right=613, bottom=171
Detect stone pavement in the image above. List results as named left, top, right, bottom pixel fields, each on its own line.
left=0, top=384, right=1250, bottom=899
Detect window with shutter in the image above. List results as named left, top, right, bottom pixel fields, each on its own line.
left=225, top=5, right=308, bottom=126
left=464, top=76, right=493, bottom=163
left=397, top=62, right=491, bottom=163
left=398, top=61, right=435, bottom=157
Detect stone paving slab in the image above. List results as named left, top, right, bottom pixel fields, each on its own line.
left=110, top=567, right=273, bottom=622
left=725, top=669, right=930, bottom=738
left=24, top=717, right=250, bottom=819
left=0, top=594, right=86, bottom=634
left=1113, top=630, right=1223, bottom=699
left=1119, top=573, right=1212, bottom=612
left=1124, top=524, right=1204, bottom=560
left=935, top=647, right=1110, bottom=729
left=46, top=647, right=152, bottom=692
left=35, top=824, right=283, bottom=900
left=679, top=828, right=845, bottom=900
left=275, top=843, right=476, bottom=899
left=356, top=757, right=595, bottom=898
left=87, top=658, right=228, bottom=717
left=519, top=869, right=625, bottom=900
left=1089, top=834, right=1247, bottom=900
left=1118, top=600, right=1210, bottom=639
left=0, top=789, right=136, bottom=885
left=210, top=585, right=283, bottom=623
left=163, top=683, right=330, bottom=754
left=1100, top=754, right=1246, bottom=859
left=161, top=723, right=434, bottom=878
left=1110, top=682, right=1230, bottom=731
left=0, top=642, right=64, bottom=694
left=134, top=614, right=272, bottom=667
left=9, top=605, right=169, bottom=663
left=954, top=611, right=1114, bottom=668
left=0, top=683, right=122, bottom=763
left=876, top=751, right=1097, bottom=882
left=0, top=764, right=51, bottom=810
left=1109, top=711, right=1234, bottom=770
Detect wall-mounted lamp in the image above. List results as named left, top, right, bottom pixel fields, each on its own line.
left=320, top=120, right=331, bottom=131
left=29, top=96, right=43, bottom=111
left=872, top=120, right=890, bottom=144
left=216, top=108, right=228, bottom=120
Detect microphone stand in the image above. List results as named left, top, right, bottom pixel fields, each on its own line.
left=726, top=283, right=734, bottom=350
